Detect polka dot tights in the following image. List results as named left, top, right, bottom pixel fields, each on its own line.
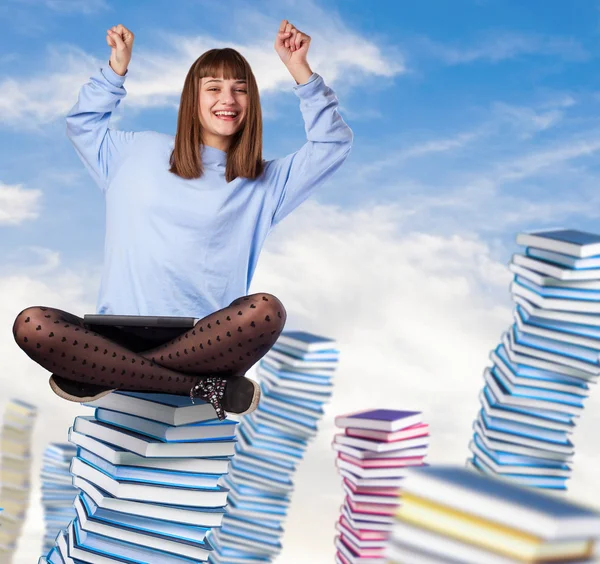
left=12, top=293, right=287, bottom=396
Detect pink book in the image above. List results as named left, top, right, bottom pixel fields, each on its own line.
left=345, top=422, right=429, bottom=442
left=346, top=496, right=397, bottom=515
left=339, top=452, right=425, bottom=468
left=343, top=478, right=399, bottom=496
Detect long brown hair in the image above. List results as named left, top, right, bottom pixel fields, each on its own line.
left=169, top=48, right=264, bottom=182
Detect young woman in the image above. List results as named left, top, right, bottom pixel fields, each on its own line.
left=12, top=20, right=353, bottom=420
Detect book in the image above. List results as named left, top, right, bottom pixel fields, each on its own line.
left=85, top=391, right=217, bottom=426
left=335, top=409, right=421, bottom=432
left=275, top=330, right=337, bottom=353
left=94, top=408, right=238, bottom=442
left=528, top=247, right=600, bottom=269
left=345, top=423, right=429, bottom=442
left=400, top=466, right=600, bottom=538
left=72, top=416, right=236, bottom=458
left=517, top=228, right=600, bottom=258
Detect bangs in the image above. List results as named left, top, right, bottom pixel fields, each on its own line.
left=196, top=48, right=249, bottom=81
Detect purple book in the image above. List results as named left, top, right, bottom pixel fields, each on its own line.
left=334, top=409, right=422, bottom=432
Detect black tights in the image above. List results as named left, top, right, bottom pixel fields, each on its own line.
left=12, top=293, right=286, bottom=396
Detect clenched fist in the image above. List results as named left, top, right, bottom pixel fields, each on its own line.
left=106, top=24, right=134, bottom=76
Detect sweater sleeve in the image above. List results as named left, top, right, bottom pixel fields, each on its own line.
left=265, top=73, right=353, bottom=227
left=66, top=64, right=137, bottom=192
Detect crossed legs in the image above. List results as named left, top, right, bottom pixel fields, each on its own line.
left=12, top=293, right=287, bottom=399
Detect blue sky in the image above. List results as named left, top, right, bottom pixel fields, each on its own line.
left=3, top=0, right=600, bottom=271
left=6, top=2, right=600, bottom=562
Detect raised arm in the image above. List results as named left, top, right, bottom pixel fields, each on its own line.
left=66, top=24, right=137, bottom=192
left=266, top=21, right=354, bottom=226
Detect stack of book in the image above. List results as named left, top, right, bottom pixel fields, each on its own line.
left=41, top=443, right=78, bottom=554
left=209, top=330, right=339, bottom=563
left=332, top=409, right=429, bottom=564
left=387, top=465, right=600, bottom=563
left=0, top=399, right=37, bottom=564
left=469, top=228, right=600, bottom=490
left=40, top=391, right=238, bottom=563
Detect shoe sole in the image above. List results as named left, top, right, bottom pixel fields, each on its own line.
left=233, top=378, right=261, bottom=416
left=49, top=375, right=116, bottom=403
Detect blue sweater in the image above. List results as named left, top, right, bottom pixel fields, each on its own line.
left=66, top=64, right=353, bottom=318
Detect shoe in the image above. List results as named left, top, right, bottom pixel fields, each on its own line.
left=49, top=374, right=115, bottom=403
left=191, top=375, right=260, bottom=420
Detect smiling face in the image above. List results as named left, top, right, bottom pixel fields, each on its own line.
left=198, top=76, right=249, bottom=151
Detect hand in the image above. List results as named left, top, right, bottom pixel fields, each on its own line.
left=106, top=24, right=134, bottom=76
left=274, top=20, right=311, bottom=68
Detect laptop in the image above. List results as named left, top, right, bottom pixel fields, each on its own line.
left=83, top=314, right=200, bottom=351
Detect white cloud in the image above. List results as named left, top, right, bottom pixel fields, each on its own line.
left=4, top=201, right=600, bottom=563
left=0, top=252, right=98, bottom=564
left=0, top=16, right=403, bottom=128
left=423, top=32, right=589, bottom=65
left=0, top=181, right=42, bottom=225
left=244, top=201, right=600, bottom=562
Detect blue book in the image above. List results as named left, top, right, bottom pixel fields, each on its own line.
left=334, top=409, right=421, bottom=432
left=479, top=409, right=570, bottom=445
left=271, top=341, right=340, bottom=361
left=275, top=330, right=337, bottom=353
left=516, top=275, right=600, bottom=302
left=519, top=304, right=600, bottom=340
left=517, top=228, right=600, bottom=258
left=471, top=456, right=568, bottom=490
left=527, top=247, right=600, bottom=269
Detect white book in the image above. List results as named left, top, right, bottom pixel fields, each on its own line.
left=265, top=348, right=338, bottom=369
left=335, top=535, right=385, bottom=564
left=401, top=465, right=597, bottom=540
left=468, top=440, right=571, bottom=477
left=478, top=408, right=570, bottom=446
left=512, top=253, right=600, bottom=281
left=509, top=326, right=600, bottom=378
left=332, top=442, right=428, bottom=460
left=227, top=465, right=293, bottom=494
left=335, top=522, right=386, bottom=549
left=388, top=522, right=519, bottom=564
left=67, top=520, right=201, bottom=564
left=519, top=304, right=600, bottom=341
left=73, top=475, right=225, bottom=527
left=334, top=433, right=429, bottom=453
left=528, top=247, right=600, bottom=268
left=70, top=457, right=228, bottom=507
left=504, top=330, right=593, bottom=384
left=479, top=389, right=574, bottom=433
left=494, top=342, right=590, bottom=396
left=485, top=367, right=583, bottom=416
left=85, top=391, right=216, bottom=426
left=261, top=355, right=335, bottom=377
left=509, top=262, right=600, bottom=290
left=72, top=416, right=236, bottom=458
left=216, top=530, right=280, bottom=556
left=54, top=530, right=74, bottom=564
left=77, top=447, right=222, bottom=489
left=341, top=505, right=394, bottom=532
left=94, top=408, right=237, bottom=442
left=68, top=428, right=230, bottom=474
left=512, top=323, right=600, bottom=371
left=275, top=331, right=337, bottom=353
left=473, top=422, right=573, bottom=462
left=74, top=495, right=211, bottom=561
left=511, top=279, right=600, bottom=314
left=338, top=468, right=405, bottom=489
left=471, top=455, right=568, bottom=489
left=336, top=458, right=412, bottom=479
left=516, top=229, right=600, bottom=258
left=476, top=412, right=574, bottom=455
left=258, top=365, right=334, bottom=395
left=514, top=294, right=600, bottom=329
left=514, top=308, right=600, bottom=364
left=341, top=483, right=399, bottom=506
left=272, top=341, right=339, bottom=361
